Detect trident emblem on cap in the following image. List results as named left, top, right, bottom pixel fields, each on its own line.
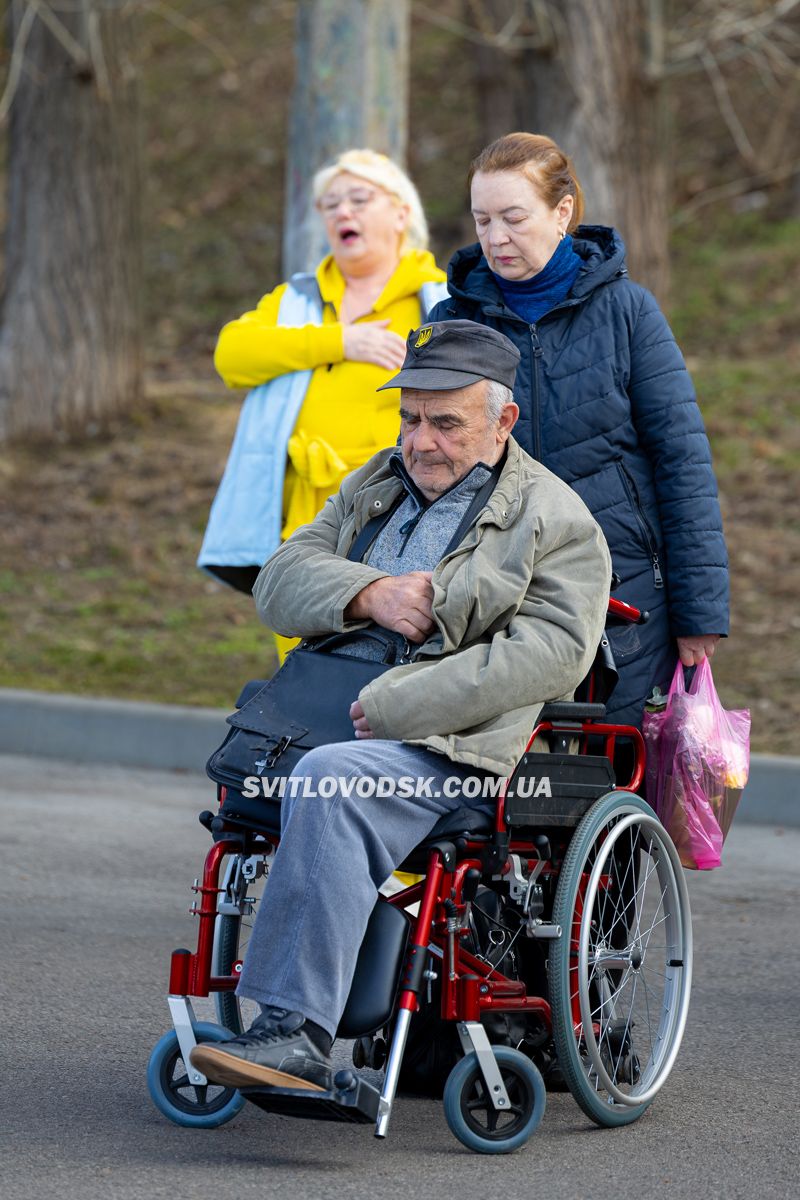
left=414, top=326, right=432, bottom=349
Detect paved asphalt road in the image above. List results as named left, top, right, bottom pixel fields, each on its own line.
left=1, top=754, right=796, bottom=1200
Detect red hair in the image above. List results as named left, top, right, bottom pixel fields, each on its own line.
left=469, top=133, right=585, bottom=231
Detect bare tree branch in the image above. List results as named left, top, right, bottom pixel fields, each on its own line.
left=759, top=71, right=800, bottom=167
left=743, top=42, right=786, bottom=93
left=409, top=1, right=549, bottom=50
left=672, top=158, right=800, bottom=225
left=88, top=9, right=111, bottom=99
left=702, top=48, right=758, bottom=166
left=0, top=0, right=240, bottom=123
left=645, top=0, right=666, bottom=80
left=750, top=25, right=799, bottom=72
left=668, top=0, right=800, bottom=68
left=409, top=0, right=800, bottom=84
left=0, top=0, right=38, bottom=123
left=142, top=0, right=238, bottom=71
left=31, top=0, right=92, bottom=72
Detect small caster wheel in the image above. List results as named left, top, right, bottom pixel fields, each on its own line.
left=147, top=1022, right=246, bottom=1128
left=443, top=1047, right=546, bottom=1154
left=618, top=1052, right=641, bottom=1086
left=352, top=1034, right=387, bottom=1070
left=352, top=1036, right=370, bottom=1069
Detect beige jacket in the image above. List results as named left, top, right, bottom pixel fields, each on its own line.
left=253, top=438, right=612, bottom=777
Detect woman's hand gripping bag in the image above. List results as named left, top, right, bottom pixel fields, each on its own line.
left=643, top=658, right=750, bottom=869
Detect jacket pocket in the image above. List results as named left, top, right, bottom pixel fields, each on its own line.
left=615, top=461, right=664, bottom=589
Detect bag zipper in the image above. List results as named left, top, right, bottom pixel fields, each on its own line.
left=615, top=461, right=663, bottom=588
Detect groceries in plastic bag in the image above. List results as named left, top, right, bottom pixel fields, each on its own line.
left=643, top=658, right=750, bottom=869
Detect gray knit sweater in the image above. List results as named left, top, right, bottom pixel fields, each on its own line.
left=336, top=456, right=492, bottom=662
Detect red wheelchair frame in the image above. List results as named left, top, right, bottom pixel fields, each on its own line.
left=150, top=596, right=692, bottom=1153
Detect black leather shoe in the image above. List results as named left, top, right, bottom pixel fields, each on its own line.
left=190, top=1009, right=332, bottom=1091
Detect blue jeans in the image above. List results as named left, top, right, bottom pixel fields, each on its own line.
left=236, top=740, right=493, bottom=1038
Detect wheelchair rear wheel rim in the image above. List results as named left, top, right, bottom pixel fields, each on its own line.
left=551, top=793, right=693, bottom=1124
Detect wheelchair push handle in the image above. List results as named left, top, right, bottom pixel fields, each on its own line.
left=607, top=596, right=649, bottom=625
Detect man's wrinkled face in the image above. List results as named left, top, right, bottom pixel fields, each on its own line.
left=399, top=382, right=517, bottom=501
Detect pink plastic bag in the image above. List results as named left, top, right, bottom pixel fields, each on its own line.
left=643, top=658, right=750, bottom=870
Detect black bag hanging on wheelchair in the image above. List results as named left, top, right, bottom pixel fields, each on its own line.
left=205, top=630, right=401, bottom=829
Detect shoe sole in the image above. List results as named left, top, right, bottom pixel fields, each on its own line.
left=190, top=1045, right=327, bottom=1092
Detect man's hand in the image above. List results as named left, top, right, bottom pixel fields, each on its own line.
left=342, top=320, right=406, bottom=370
left=350, top=699, right=375, bottom=739
left=676, top=634, right=721, bottom=667
left=345, top=573, right=435, bottom=643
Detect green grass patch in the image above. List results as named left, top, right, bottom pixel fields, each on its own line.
left=669, top=214, right=800, bottom=359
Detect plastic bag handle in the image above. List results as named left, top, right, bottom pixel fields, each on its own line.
left=691, top=656, right=713, bottom=695
left=666, top=655, right=712, bottom=706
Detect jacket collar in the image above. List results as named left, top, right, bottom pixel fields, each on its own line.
left=446, top=225, right=628, bottom=316
left=352, top=440, right=526, bottom=534
left=479, top=438, right=524, bottom=530
left=387, top=451, right=496, bottom=508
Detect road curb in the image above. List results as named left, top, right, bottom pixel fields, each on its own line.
left=0, top=687, right=795, bottom=826
left=0, top=688, right=229, bottom=776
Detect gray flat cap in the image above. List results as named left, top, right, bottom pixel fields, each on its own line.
left=377, top=319, right=521, bottom=392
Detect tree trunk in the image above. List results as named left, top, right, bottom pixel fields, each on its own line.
left=0, top=1, right=142, bottom=442
left=470, top=0, right=531, bottom=145
left=283, top=0, right=410, bottom=276
left=472, top=0, right=670, bottom=303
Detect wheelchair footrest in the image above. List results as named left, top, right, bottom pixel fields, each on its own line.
left=240, top=1070, right=380, bottom=1125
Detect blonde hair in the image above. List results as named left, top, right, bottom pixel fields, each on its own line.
left=312, top=149, right=429, bottom=252
left=469, top=133, right=585, bottom=232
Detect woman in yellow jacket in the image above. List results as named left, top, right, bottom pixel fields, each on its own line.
left=201, top=149, right=446, bottom=660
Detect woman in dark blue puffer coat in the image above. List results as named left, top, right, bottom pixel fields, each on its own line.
left=429, top=133, right=729, bottom=728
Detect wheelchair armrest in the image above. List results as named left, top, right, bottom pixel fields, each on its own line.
left=539, top=701, right=606, bottom=723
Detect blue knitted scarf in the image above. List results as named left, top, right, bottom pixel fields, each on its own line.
left=492, top=234, right=582, bottom=323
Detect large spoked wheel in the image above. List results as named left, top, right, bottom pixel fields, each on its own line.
left=212, top=855, right=266, bottom=1034
left=212, top=912, right=254, bottom=1035
left=443, top=1047, right=546, bottom=1154
left=147, top=1023, right=245, bottom=1128
left=550, top=792, right=692, bottom=1127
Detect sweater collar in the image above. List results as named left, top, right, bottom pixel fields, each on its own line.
left=388, top=452, right=494, bottom=511
left=490, top=234, right=581, bottom=308
left=354, top=439, right=524, bottom=533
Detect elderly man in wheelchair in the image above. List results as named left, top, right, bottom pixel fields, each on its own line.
left=149, top=319, right=692, bottom=1154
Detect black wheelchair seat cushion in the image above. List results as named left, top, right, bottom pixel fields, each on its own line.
left=216, top=788, right=282, bottom=836
left=421, top=805, right=493, bottom=842
left=213, top=791, right=492, bottom=862
left=397, top=805, right=493, bottom=873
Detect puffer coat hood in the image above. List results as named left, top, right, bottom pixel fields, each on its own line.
left=429, top=226, right=729, bottom=726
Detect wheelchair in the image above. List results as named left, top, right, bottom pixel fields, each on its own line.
left=147, top=595, right=692, bottom=1154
